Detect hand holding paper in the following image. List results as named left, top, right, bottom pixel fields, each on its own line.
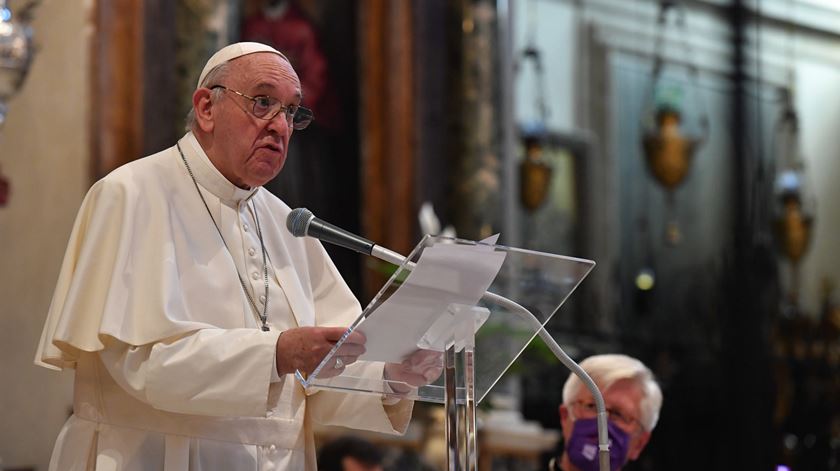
left=383, top=349, right=445, bottom=392
left=276, top=326, right=366, bottom=377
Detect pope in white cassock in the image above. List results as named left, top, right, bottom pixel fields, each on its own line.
left=35, top=42, right=440, bottom=471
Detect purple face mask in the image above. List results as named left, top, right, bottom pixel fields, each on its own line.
left=566, top=418, right=630, bottom=471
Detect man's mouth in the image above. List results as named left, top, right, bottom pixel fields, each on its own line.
left=260, top=143, right=282, bottom=153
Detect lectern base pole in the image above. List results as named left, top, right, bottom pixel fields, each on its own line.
left=444, top=344, right=478, bottom=471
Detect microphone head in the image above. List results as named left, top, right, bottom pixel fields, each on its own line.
left=287, top=207, right=314, bottom=237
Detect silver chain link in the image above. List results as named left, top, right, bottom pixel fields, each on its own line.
left=176, top=143, right=270, bottom=331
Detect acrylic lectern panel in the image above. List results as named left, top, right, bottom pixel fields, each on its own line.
left=296, top=235, right=594, bottom=405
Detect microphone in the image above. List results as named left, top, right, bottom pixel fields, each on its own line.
left=286, top=208, right=406, bottom=266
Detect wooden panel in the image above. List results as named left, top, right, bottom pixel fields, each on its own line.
left=358, top=0, right=416, bottom=299
left=359, top=0, right=386, bottom=253
left=142, top=0, right=177, bottom=155
left=385, top=1, right=415, bottom=253
left=90, top=0, right=144, bottom=180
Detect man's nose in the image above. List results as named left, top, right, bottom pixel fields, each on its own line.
left=266, top=112, right=292, bottom=136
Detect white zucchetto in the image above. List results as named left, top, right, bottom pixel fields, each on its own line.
left=196, top=42, right=288, bottom=89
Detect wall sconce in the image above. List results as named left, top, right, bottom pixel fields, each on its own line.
left=0, top=0, right=39, bottom=208
left=0, top=0, right=39, bottom=130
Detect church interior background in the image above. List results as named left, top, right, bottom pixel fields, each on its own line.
left=1, top=0, right=839, bottom=469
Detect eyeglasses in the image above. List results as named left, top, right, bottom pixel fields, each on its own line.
left=210, top=85, right=314, bottom=130
left=572, top=400, right=641, bottom=430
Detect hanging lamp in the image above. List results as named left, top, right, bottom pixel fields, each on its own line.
left=772, top=88, right=815, bottom=311
left=517, top=0, right=552, bottom=213
left=640, top=0, right=709, bottom=245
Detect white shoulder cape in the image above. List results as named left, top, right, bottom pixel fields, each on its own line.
left=36, top=136, right=360, bottom=370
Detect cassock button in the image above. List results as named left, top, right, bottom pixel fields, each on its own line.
left=259, top=295, right=266, bottom=304
left=248, top=248, right=256, bottom=256
left=252, top=272, right=260, bottom=280
left=243, top=223, right=250, bottom=232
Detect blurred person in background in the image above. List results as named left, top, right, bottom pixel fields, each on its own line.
left=550, top=354, right=663, bottom=471
left=317, top=436, right=384, bottom=471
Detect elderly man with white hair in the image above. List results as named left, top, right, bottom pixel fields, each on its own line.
left=550, top=354, right=663, bottom=471
left=35, top=42, right=439, bottom=471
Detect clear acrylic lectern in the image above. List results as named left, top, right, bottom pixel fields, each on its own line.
left=297, top=236, right=594, bottom=470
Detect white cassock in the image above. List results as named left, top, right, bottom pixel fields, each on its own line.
left=35, top=132, right=412, bottom=470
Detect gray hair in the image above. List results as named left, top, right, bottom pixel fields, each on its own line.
left=184, top=62, right=231, bottom=132
left=561, top=354, right=663, bottom=432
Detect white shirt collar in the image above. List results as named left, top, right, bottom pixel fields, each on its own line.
left=178, top=132, right=259, bottom=205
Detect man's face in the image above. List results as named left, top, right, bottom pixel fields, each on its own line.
left=559, top=378, right=652, bottom=469
left=199, top=52, right=302, bottom=188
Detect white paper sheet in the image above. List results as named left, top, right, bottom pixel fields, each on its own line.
left=356, top=239, right=506, bottom=363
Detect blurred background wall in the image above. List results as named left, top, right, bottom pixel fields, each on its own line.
left=0, top=1, right=88, bottom=470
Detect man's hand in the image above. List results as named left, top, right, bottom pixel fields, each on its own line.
left=275, top=326, right=366, bottom=377
left=383, top=349, right=444, bottom=393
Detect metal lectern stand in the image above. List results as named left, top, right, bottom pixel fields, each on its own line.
left=297, top=236, right=595, bottom=471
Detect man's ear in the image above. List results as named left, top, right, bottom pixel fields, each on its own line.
left=192, top=88, right=215, bottom=133
left=559, top=404, right=571, bottom=432
left=626, top=430, right=651, bottom=461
